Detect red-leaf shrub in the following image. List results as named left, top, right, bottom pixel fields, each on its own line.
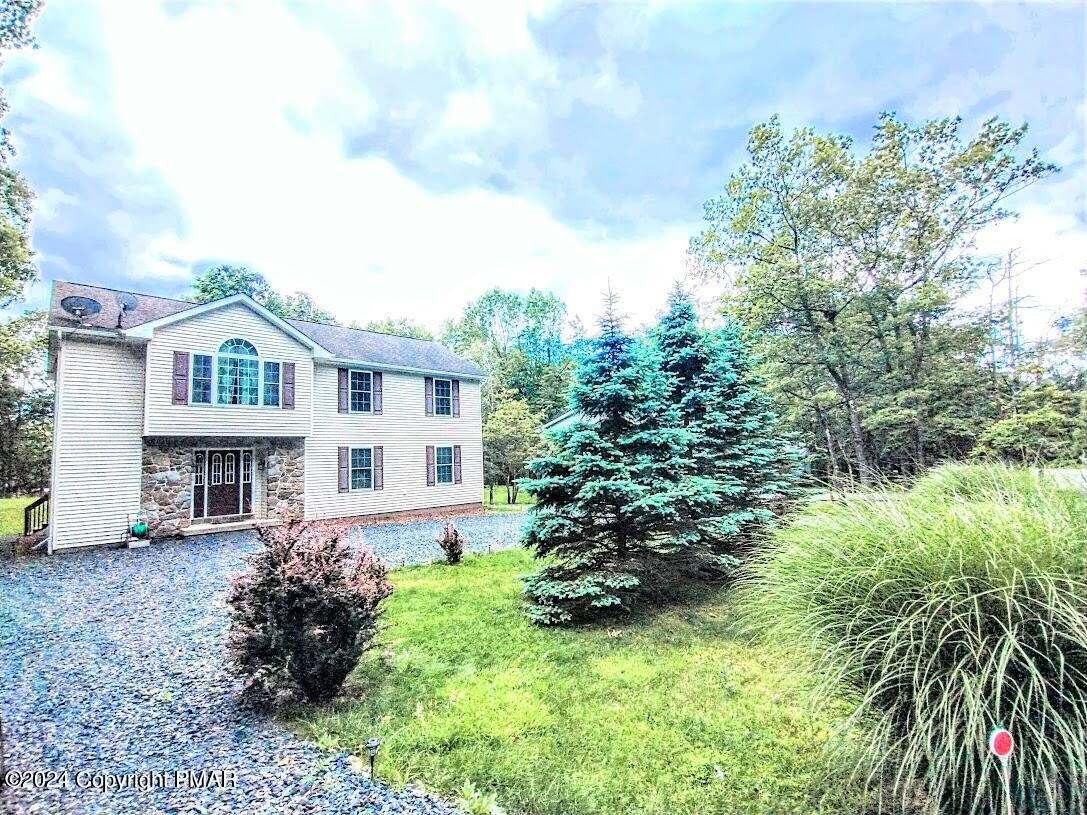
left=227, top=518, right=392, bottom=706
left=436, top=521, right=467, bottom=565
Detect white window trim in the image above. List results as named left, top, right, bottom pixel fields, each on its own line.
left=348, top=368, right=374, bottom=414
left=187, top=342, right=285, bottom=409
left=433, top=377, right=453, bottom=417
left=435, top=444, right=455, bottom=485
left=263, top=360, right=283, bottom=408
left=349, top=445, right=374, bottom=491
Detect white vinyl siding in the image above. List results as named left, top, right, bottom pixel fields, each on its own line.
left=51, top=338, right=146, bottom=550
left=144, top=303, right=312, bottom=436
left=307, top=366, right=483, bottom=519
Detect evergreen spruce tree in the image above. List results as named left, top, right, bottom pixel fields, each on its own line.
left=521, top=293, right=692, bottom=625
left=655, top=286, right=801, bottom=570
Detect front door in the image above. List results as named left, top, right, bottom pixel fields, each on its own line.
left=194, top=448, right=252, bottom=519
left=208, top=449, right=240, bottom=517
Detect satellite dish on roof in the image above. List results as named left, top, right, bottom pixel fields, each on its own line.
left=115, top=292, right=138, bottom=327
left=60, top=295, right=102, bottom=325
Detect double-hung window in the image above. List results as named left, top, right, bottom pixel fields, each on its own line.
left=263, top=361, right=281, bottom=407
left=350, top=370, right=372, bottom=413
left=191, top=354, right=213, bottom=404
left=435, top=445, right=454, bottom=484
left=434, top=378, right=452, bottom=416
left=350, top=447, right=373, bottom=490
left=216, top=339, right=259, bottom=406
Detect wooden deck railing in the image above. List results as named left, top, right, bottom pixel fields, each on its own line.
left=23, top=492, right=49, bottom=537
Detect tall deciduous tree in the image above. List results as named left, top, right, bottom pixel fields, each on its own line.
left=0, top=310, right=50, bottom=494
left=0, top=0, right=46, bottom=498
left=359, top=317, right=433, bottom=340
left=444, top=287, right=576, bottom=422
left=0, top=0, right=40, bottom=307
left=483, top=391, right=544, bottom=504
left=691, top=114, right=1057, bottom=484
left=190, top=264, right=335, bottom=323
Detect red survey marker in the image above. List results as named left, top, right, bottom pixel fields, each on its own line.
left=989, top=728, right=1014, bottom=761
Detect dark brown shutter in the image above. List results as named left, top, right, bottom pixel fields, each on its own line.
left=452, top=379, right=461, bottom=417
left=426, top=445, right=435, bottom=486
left=172, top=351, right=189, bottom=404
left=424, top=376, right=434, bottom=415
left=373, top=446, right=383, bottom=490
left=338, top=368, right=348, bottom=413
left=338, top=446, right=349, bottom=492
left=282, top=362, right=295, bottom=410
left=453, top=445, right=462, bottom=484
left=373, top=372, right=383, bottom=414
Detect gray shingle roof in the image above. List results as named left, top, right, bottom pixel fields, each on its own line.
left=48, top=280, right=485, bottom=378
left=286, top=318, right=484, bottom=378
left=49, top=280, right=194, bottom=331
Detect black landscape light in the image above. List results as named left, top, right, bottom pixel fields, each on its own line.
left=366, top=737, right=382, bottom=780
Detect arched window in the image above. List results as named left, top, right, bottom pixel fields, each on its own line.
left=215, top=338, right=259, bottom=405
left=219, top=338, right=258, bottom=356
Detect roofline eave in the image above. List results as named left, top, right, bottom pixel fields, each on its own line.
left=315, top=355, right=485, bottom=381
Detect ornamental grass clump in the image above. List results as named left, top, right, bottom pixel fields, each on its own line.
left=741, top=465, right=1087, bottom=814
left=227, top=518, right=392, bottom=707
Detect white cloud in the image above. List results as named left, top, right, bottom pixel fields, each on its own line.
left=5, top=0, right=1084, bottom=344
left=9, top=0, right=687, bottom=333
left=975, top=206, right=1087, bottom=340
left=440, top=91, right=495, bottom=131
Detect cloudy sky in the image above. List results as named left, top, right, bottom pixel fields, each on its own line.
left=3, top=0, right=1084, bottom=337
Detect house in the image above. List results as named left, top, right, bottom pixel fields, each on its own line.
left=541, top=409, right=583, bottom=437
left=44, top=281, right=485, bottom=553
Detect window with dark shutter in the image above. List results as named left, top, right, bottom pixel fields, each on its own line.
left=282, top=362, right=295, bottom=409
left=191, top=354, right=212, bottom=403
left=338, top=446, right=349, bottom=493
left=426, top=445, right=436, bottom=486
left=338, top=368, right=348, bottom=413
left=373, top=372, right=383, bottom=414
left=453, top=445, right=462, bottom=483
left=452, top=379, right=461, bottom=418
left=172, top=351, right=190, bottom=404
left=373, top=446, right=383, bottom=490
left=424, top=377, right=434, bottom=416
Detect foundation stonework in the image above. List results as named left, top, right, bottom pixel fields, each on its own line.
left=141, top=437, right=305, bottom=537
left=264, top=441, right=305, bottom=520
left=141, top=442, right=194, bottom=537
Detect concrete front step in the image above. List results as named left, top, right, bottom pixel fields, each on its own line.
left=180, top=518, right=280, bottom=537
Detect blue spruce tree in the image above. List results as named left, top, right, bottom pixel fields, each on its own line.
left=655, top=285, right=801, bottom=572
left=521, top=293, right=692, bottom=625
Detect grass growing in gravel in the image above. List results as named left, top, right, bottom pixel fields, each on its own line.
left=0, top=496, right=32, bottom=537
left=296, top=549, right=861, bottom=815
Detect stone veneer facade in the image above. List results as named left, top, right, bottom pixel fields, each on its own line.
left=141, top=437, right=305, bottom=537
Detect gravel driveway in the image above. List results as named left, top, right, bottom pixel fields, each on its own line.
left=0, top=512, right=526, bottom=815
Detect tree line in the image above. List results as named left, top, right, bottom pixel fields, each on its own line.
left=691, top=114, right=1084, bottom=484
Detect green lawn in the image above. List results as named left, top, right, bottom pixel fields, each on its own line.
left=483, top=485, right=535, bottom=512
left=0, top=496, right=32, bottom=537
left=296, top=550, right=861, bottom=815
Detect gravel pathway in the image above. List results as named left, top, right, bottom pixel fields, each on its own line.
left=0, top=512, right=527, bottom=815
